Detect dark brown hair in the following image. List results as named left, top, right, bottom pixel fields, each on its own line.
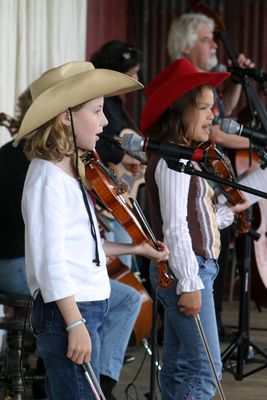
left=91, top=40, right=142, bottom=74
left=149, top=85, right=210, bottom=146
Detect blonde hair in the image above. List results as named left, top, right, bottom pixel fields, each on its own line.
left=167, top=13, right=214, bottom=61
left=24, top=116, right=74, bottom=162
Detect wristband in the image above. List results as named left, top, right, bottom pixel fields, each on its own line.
left=66, top=318, right=86, bottom=331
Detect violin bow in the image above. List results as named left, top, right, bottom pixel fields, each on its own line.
left=82, top=363, right=106, bottom=400
left=129, top=197, right=158, bottom=248
left=129, top=196, right=175, bottom=287
left=194, top=315, right=226, bottom=400
left=133, top=193, right=226, bottom=398
left=131, top=198, right=226, bottom=398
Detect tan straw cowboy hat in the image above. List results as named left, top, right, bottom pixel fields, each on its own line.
left=14, top=61, right=143, bottom=145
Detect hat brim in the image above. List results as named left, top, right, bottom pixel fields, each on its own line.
left=14, top=69, right=143, bottom=145
left=140, top=71, right=229, bottom=134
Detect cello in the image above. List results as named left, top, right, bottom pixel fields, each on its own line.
left=234, top=153, right=267, bottom=308
left=107, top=256, right=155, bottom=345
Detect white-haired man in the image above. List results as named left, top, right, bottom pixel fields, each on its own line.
left=168, top=13, right=253, bottom=146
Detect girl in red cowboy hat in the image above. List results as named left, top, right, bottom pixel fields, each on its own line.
left=14, top=61, right=169, bottom=400
left=141, top=59, right=248, bottom=400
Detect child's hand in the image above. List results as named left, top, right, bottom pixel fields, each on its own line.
left=227, top=195, right=249, bottom=213
left=136, top=240, right=169, bottom=262
left=225, top=192, right=249, bottom=213
left=67, top=324, right=92, bottom=364
left=178, top=290, right=202, bottom=317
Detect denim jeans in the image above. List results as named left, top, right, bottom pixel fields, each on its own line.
left=31, top=291, right=108, bottom=400
left=102, top=216, right=132, bottom=269
left=150, top=256, right=221, bottom=400
left=0, top=257, right=30, bottom=295
left=100, top=279, right=141, bottom=381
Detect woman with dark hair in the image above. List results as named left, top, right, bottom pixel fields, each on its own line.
left=91, top=40, right=142, bottom=74
left=91, top=40, right=143, bottom=174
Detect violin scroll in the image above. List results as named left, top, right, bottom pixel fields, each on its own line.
left=0, top=113, right=20, bottom=136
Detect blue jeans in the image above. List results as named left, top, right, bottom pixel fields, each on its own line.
left=0, top=257, right=30, bottom=295
left=150, top=256, right=221, bottom=400
left=102, top=216, right=132, bottom=269
left=100, top=279, right=141, bottom=381
left=31, top=291, right=108, bottom=400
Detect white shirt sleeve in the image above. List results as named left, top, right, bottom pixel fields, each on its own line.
left=23, top=177, right=79, bottom=301
left=215, top=203, right=234, bottom=229
left=22, top=159, right=109, bottom=303
left=155, top=159, right=204, bottom=294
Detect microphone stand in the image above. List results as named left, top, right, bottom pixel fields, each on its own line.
left=164, top=159, right=267, bottom=200
left=219, top=71, right=267, bottom=380
left=187, top=2, right=267, bottom=381
left=129, top=198, right=162, bottom=400
left=164, top=157, right=267, bottom=380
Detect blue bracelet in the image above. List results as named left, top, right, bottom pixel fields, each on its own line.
left=66, top=318, right=86, bottom=331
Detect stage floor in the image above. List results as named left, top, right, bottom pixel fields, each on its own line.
left=114, top=300, right=267, bottom=400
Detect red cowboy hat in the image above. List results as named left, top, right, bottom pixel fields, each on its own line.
left=140, top=59, right=230, bottom=135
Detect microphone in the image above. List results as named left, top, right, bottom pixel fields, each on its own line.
left=220, top=119, right=267, bottom=146
left=119, top=132, right=207, bottom=162
left=214, top=64, right=267, bottom=83
left=100, top=133, right=146, bottom=163
left=216, top=64, right=267, bottom=83
left=227, top=66, right=267, bottom=83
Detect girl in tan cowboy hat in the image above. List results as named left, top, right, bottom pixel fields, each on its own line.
left=14, top=61, right=169, bottom=400
left=141, top=59, right=248, bottom=400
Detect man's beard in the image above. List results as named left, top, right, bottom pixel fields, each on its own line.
left=205, top=52, right=218, bottom=71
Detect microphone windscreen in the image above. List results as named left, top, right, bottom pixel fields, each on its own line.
left=220, top=119, right=239, bottom=134
left=121, top=133, right=144, bottom=152
left=213, top=64, right=228, bottom=73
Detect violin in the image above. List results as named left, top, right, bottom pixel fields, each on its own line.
left=79, top=150, right=174, bottom=289
left=201, top=143, right=249, bottom=234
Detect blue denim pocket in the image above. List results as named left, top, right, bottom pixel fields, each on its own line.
left=197, top=256, right=219, bottom=284
left=31, top=291, right=44, bottom=335
left=31, top=291, right=66, bottom=335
